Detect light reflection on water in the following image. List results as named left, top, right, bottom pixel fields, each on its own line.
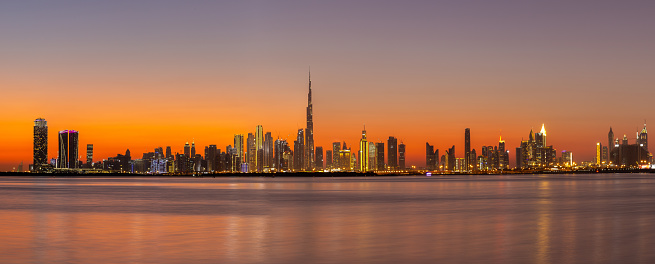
left=0, top=174, right=654, bottom=263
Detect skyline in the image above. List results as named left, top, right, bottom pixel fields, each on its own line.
left=2, top=1, right=655, bottom=171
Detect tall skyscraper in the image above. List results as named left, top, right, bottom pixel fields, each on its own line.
left=191, top=141, right=196, bottom=157
left=446, top=145, right=455, bottom=171
left=368, top=142, right=377, bottom=171
left=234, top=134, right=244, bottom=166
left=315, top=146, right=324, bottom=170
left=326, top=150, right=333, bottom=169
left=399, top=142, right=406, bottom=170
left=206, top=145, right=217, bottom=171
left=184, top=142, right=190, bottom=158
left=359, top=127, right=368, bottom=172
left=247, top=133, right=255, bottom=172
left=86, top=144, right=93, bottom=165
left=638, top=122, right=648, bottom=153
left=596, top=142, right=602, bottom=165
left=464, top=128, right=471, bottom=171
left=305, top=70, right=315, bottom=171
left=332, top=142, right=341, bottom=170
left=166, top=146, right=172, bottom=159
left=255, top=125, right=263, bottom=171
left=264, top=132, right=273, bottom=170
left=608, top=127, right=615, bottom=153
left=33, top=118, right=48, bottom=169
left=57, top=130, right=79, bottom=169
left=376, top=142, right=385, bottom=170
left=426, top=142, right=436, bottom=170
left=387, top=136, right=398, bottom=169
left=294, top=129, right=304, bottom=171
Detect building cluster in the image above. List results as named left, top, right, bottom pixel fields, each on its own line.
left=29, top=72, right=408, bottom=174
left=26, top=72, right=652, bottom=173
left=594, top=125, right=650, bottom=168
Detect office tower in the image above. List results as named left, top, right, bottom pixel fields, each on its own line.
left=561, top=151, right=573, bottom=167
left=294, top=129, right=304, bottom=171
left=274, top=139, right=285, bottom=171
left=326, top=150, right=333, bottom=169
left=622, top=134, right=628, bottom=145
left=376, top=142, right=385, bottom=170
left=154, top=147, right=163, bottom=159
left=184, top=142, right=190, bottom=158
left=516, top=146, right=523, bottom=169
left=255, top=125, right=263, bottom=171
left=339, top=150, right=352, bottom=171
left=86, top=144, right=93, bottom=165
left=57, top=130, right=79, bottom=168
left=206, top=145, right=217, bottom=172
left=638, top=122, right=648, bottom=153
left=596, top=143, right=602, bottom=165
left=332, top=142, right=341, bottom=169
left=191, top=141, right=196, bottom=157
left=234, top=134, right=244, bottom=166
left=33, top=118, right=48, bottom=169
left=368, top=142, right=377, bottom=171
left=608, top=127, right=615, bottom=154
left=387, top=137, right=398, bottom=169
left=359, top=127, right=368, bottom=172
left=602, top=146, right=608, bottom=165
left=446, top=145, right=455, bottom=171
left=465, top=128, right=471, bottom=171
left=247, top=133, right=255, bottom=172
left=166, top=146, right=172, bottom=159
left=426, top=142, right=436, bottom=170
left=498, top=136, right=507, bottom=170
left=399, top=142, right=406, bottom=170
left=305, top=70, right=315, bottom=171
left=315, top=146, right=324, bottom=170
left=264, top=132, right=273, bottom=170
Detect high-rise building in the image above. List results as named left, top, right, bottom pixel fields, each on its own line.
left=58, top=130, right=79, bottom=168
left=376, top=142, right=385, bottom=171
left=332, top=142, right=341, bottom=170
left=33, top=118, right=48, bottom=169
left=426, top=142, right=436, bottom=170
left=264, top=132, right=273, bottom=170
left=608, top=127, right=615, bottom=154
left=326, top=150, right=333, bottom=169
left=294, top=129, right=304, bottom=171
left=359, top=127, right=368, bottom=172
left=446, top=145, right=455, bottom=171
left=638, top=122, right=648, bottom=153
left=86, top=144, right=93, bottom=165
left=368, top=142, right=377, bottom=171
left=255, top=125, right=263, bottom=171
left=596, top=142, right=602, bottom=165
left=464, top=128, right=471, bottom=172
left=247, top=133, right=255, bottom=172
left=234, top=134, right=244, bottom=167
left=399, top=142, right=406, bottom=170
left=184, top=142, right=190, bottom=158
left=206, top=145, right=217, bottom=171
left=191, top=141, right=196, bottom=157
left=166, top=146, right=172, bottom=159
left=387, top=137, right=398, bottom=169
left=304, top=70, right=315, bottom=171
left=315, top=146, right=324, bottom=170
left=274, top=139, right=288, bottom=171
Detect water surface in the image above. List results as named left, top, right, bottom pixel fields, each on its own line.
left=1, top=174, right=654, bottom=263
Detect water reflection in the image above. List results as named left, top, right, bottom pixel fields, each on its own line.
left=0, top=175, right=654, bottom=263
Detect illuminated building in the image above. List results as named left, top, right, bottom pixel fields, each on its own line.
left=426, top=142, right=436, bottom=170
left=332, top=142, right=341, bottom=170
left=264, top=132, right=273, bottom=170
left=498, top=136, right=507, bottom=170
left=608, top=127, right=615, bottom=158
left=184, top=142, right=190, bottom=158
left=247, top=133, right=255, bottom=172
left=86, top=144, right=93, bottom=165
left=387, top=137, right=398, bottom=169
left=376, top=142, right=385, bottom=170
left=234, top=134, right=244, bottom=168
left=464, top=128, right=471, bottom=171
left=368, top=142, right=376, bottom=171
left=191, top=141, right=196, bottom=157
left=339, top=150, right=352, bottom=171
left=561, top=150, right=573, bottom=167
left=33, top=118, right=48, bottom=170
left=399, top=142, right=406, bottom=170
left=255, top=125, right=263, bottom=171
left=315, top=146, right=324, bottom=170
left=637, top=122, right=648, bottom=153
left=304, top=70, right=315, bottom=171
left=274, top=139, right=289, bottom=171
left=57, top=130, right=79, bottom=169
left=294, top=129, right=304, bottom=171
left=596, top=143, right=602, bottom=165
left=359, top=127, right=368, bottom=172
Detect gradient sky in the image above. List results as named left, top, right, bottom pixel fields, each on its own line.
left=2, top=1, right=655, bottom=171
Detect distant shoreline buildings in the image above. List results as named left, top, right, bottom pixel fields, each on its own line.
left=25, top=72, right=653, bottom=174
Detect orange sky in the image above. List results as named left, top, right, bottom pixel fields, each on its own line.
left=2, top=1, right=655, bottom=171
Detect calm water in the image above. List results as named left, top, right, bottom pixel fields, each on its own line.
left=1, top=174, right=655, bottom=264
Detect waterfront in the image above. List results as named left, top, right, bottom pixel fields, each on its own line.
left=1, top=174, right=654, bottom=263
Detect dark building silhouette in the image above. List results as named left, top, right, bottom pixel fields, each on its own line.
left=446, top=145, right=455, bottom=171
left=464, top=128, right=471, bottom=171
left=399, top=142, right=406, bottom=170
left=315, top=146, right=324, bottom=170
left=376, top=142, right=385, bottom=170
left=326, top=150, right=333, bottom=169
left=387, top=137, right=398, bottom=169
left=294, top=129, right=304, bottom=171
left=57, top=130, right=79, bottom=169
left=33, top=118, right=48, bottom=170
left=426, top=142, right=436, bottom=170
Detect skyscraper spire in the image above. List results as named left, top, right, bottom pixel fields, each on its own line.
left=304, top=68, right=315, bottom=171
